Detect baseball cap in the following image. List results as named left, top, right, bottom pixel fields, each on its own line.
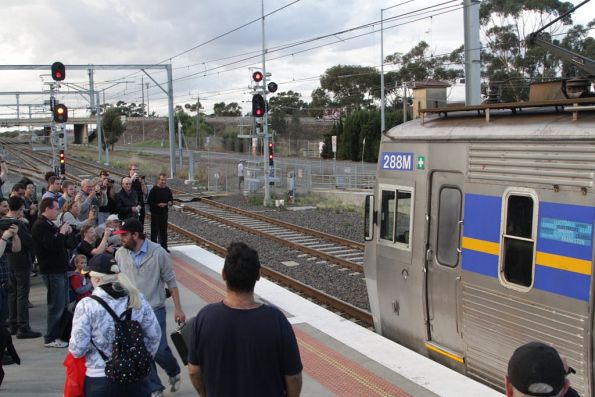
left=508, top=342, right=566, bottom=396
left=112, top=218, right=143, bottom=235
left=82, top=253, right=119, bottom=275
left=106, top=214, right=120, bottom=222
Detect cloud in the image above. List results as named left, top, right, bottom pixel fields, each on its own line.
left=0, top=0, right=593, bottom=116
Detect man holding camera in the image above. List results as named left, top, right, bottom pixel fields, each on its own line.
left=98, top=170, right=117, bottom=225
left=5, top=196, right=40, bottom=339
left=116, top=177, right=140, bottom=221
left=32, top=197, right=74, bottom=348
left=0, top=197, right=21, bottom=330
left=77, top=179, right=107, bottom=223
left=129, top=163, right=148, bottom=226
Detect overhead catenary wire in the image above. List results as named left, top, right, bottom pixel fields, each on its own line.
left=103, top=1, right=464, bottom=105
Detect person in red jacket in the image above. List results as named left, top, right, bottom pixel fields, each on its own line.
left=68, top=255, right=92, bottom=302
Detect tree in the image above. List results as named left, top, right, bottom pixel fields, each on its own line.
left=479, top=0, right=582, bottom=101
left=269, top=91, right=307, bottom=116
left=212, top=102, right=242, bottom=117
left=269, top=110, right=287, bottom=135
left=384, top=41, right=464, bottom=106
left=184, top=101, right=203, bottom=114
left=102, top=107, right=125, bottom=150
left=114, top=100, right=145, bottom=117
left=309, top=87, right=333, bottom=118
left=319, top=65, right=380, bottom=111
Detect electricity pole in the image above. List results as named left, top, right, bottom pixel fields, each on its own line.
left=261, top=0, right=271, bottom=206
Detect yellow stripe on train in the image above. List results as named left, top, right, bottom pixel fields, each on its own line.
left=462, top=237, right=592, bottom=276
left=461, top=237, right=500, bottom=256
left=535, top=252, right=592, bottom=276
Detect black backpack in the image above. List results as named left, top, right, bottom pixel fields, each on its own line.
left=89, top=295, right=152, bottom=383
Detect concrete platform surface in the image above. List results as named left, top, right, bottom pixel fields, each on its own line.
left=3, top=245, right=504, bottom=397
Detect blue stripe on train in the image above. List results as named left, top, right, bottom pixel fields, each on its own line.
left=461, top=249, right=499, bottom=278
left=463, top=194, right=501, bottom=243
left=534, top=265, right=591, bottom=302
left=537, top=202, right=595, bottom=262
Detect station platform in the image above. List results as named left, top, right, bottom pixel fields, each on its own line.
left=3, top=245, right=504, bottom=396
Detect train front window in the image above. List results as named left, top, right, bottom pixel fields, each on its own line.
left=380, top=190, right=395, bottom=241
left=500, top=192, right=537, bottom=289
left=379, top=187, right=413, bottom=249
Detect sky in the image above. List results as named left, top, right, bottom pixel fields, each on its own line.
left=0, top=0, right=593, bottom=119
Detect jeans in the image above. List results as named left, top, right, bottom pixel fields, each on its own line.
left=148, top=306, right=180, bottom=392
left=42, top=273, right=68, bottom=343
left=0, top=283, right=8, bottom=328
left=84, top=376, right=150, bottom=397
left=8, top=269, right=30, bottom=330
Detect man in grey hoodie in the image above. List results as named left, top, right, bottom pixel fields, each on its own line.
left=114, top=218, right=186, bottom=397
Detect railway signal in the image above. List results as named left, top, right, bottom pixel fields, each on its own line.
left=53, top=104, right=68, bottom=123
left=252, top=71, right=263, bottom=83
left=59, top=149, right=65, bottom=174
left=51, top=61, right=65, bottom=81
left=268, top=142, right=274, bottom=166
left=252, top=94, right=266, bottom=117
left=267, top=82, right=278, bottom=93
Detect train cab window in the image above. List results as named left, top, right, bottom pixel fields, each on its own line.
left=436, top=187, right=462, bottom=267
left=380, top=190, right=395, bottom=241
left=500, top=192, right=537, bottom=289
left=379, top=187, right=413, bottom=249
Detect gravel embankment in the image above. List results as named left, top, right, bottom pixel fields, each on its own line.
left=167, top=196, right=370, bottom=311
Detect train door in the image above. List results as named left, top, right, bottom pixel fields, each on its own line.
left=425, top=171, right=465, bottom=365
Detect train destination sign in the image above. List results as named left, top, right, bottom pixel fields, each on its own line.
left=380, top=152, right=414, bottom=171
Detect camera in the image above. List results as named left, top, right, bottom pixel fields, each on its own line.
left=140, top=175, right=146, bottom=180
left=0, top=218, right=18, bottom=232
left=108, top=178, right=115, bottom=184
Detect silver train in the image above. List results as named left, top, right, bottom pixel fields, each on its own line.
left=363, top=98, right=595, bottom=395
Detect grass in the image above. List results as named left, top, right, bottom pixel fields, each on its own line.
left=294, top=193, right=362, bottom=213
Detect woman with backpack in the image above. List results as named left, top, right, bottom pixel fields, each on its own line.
left=68, top=253, right=161, bottom=397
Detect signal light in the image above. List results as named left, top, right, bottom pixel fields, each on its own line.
left=59, top=150, right=65, bottom=174
left=252, top=71, right=263, bottom=82
left=267, top=82, right=278, bottom=93
left=51, top=62, right=65, bottom=81
left=268, top=142, right=274, bottom=166
left=53, top=104, right=68, bottom=123
left=252, top=94, right=266, bottom=117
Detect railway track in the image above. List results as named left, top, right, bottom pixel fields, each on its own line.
left=0, top=143, right=371, bottom=325
left=167, top=222, right=372, bottom=326
left=178, top=199, right=365, bottom=272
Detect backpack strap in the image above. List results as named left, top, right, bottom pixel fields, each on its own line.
left=89, top=295, right=121, bottom=323
left=88, top=295, right=130, bottom=361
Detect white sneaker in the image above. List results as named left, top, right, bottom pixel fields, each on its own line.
left=169, top=374, right=181, bottom=392
left=151, top=391, right=164, bottom=397
left=44, top=339, right=68, bottom=348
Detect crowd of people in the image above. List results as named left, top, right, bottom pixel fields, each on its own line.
left=0, top=158, right=583, bottom=397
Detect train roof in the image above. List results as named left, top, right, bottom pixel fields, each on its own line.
left=386, top=99, right=595, bottom=141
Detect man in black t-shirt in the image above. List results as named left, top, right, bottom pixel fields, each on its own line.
left=147, top=173, right=173, bottom=252
left=188, top=242, right=303, bottom=397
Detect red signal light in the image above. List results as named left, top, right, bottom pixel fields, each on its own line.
left=252, top=71, right=263, bottom=82
left=51, top=61, right=66, bottom=81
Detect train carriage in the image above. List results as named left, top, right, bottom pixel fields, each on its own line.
left=363, top=100, right=595, bottom=395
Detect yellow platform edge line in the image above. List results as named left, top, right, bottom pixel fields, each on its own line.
left=425, top=343, right=465, bottom=364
